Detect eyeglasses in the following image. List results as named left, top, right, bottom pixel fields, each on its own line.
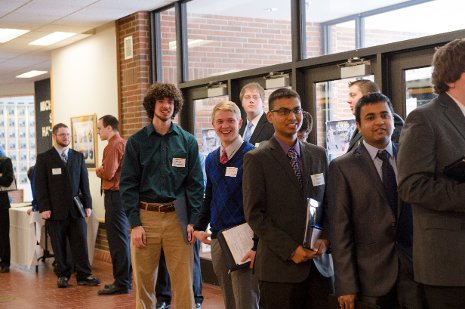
left=270, top=107, right=303, bottom=116
left=243, top=95, right=261, bottom=101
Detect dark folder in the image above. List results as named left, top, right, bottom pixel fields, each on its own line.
left=444, top=155, right=465, bottom=182
left=73, top=195, right=86, bottom=218
left=328, top=294, right=380, bottom=309
left=217, top=223, right=253, bottom=272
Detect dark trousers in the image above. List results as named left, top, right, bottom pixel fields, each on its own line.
left=0, top=208, right=10, bottom=267
left=156, top=240, right=203, bottom=304
left=46, top=216, right=92, bottom=280
left=259, top=262, right=331, bottom=309
left=104, top=190, right=132, bottom=288
left=423, top=285, right=465, bottom=309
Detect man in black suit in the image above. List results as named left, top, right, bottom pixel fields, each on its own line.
left=0, top=147, right=13, bottom=273
left=35, top=123, right=100, bottom=288
left=346, top=80, right=404, bottom=152
left=239, top=82, right=274, bottom=146
left=398, top=39, right=465, bottom=309
left=244, top=88, right=331, bottom=308
left=328, top=93, right=424, bottom=309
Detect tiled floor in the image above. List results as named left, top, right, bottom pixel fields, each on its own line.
left=0, top=259, right=224, bottom=309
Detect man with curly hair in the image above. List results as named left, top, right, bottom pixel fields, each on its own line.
left=120, top=82, right=204, bottom=309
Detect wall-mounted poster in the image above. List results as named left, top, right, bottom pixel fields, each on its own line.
left=71, top=114, right=97, bottom=169
left=326, top=119, right=356, bottom=161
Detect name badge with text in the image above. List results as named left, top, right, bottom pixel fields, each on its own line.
left=310, top=173, right=325, bottom=186
left=172, top=158, right=186, bottom=168
left=225, top=167, right=238, bottom=177
left=52, top=168, right=62, bottom=175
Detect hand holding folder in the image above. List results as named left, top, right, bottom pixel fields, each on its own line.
left=217, top=223, right=254, bottom=271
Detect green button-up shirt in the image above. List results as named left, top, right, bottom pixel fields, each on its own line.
left=120, top=122, right=204, bottom=228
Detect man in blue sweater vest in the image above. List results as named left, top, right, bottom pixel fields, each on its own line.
left=194, top=101, right=259, bottom=309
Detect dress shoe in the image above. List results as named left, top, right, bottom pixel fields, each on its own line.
left=77, top=275, right=101, bottom=286
left=156, top=301, right=171, bottom=309
left=57, top=276, right=68, bottom=288
left=195, top=303, right=202, bottom=309
left=0, top=266, right=10, bottom=273
left=98, top=284, right=129, bottom=295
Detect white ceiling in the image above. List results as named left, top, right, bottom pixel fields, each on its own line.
left=0, top=0, right=176, bottom=87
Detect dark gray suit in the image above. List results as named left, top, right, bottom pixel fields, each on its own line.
left=239, top=113, right=274, bottom=146
left=328, top=143, right=423, bottom=308
left=347, top=113, right=404, bottom=152
left=244, top=137, right=329, bottom=308
left=35, top=147, right=93, bottom=279
left=398, top=93, right=465, bottom=287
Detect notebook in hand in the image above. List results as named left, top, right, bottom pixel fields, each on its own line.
left=73, top=196, right=86, bottom=218
left=217, top=222, right=254, bottom=272
left=444, top=155, right=465, bottom=182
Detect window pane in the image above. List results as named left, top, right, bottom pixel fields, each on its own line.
left=328, top=20, right=356, bottom=54
left=405, top=66, right=436, bottom=116
left=160, top=8, right=177, bottom=83
left=364, top=0, right=465, bottom=48
left=315, top=76, right=373, bottom=160
left=187, top=0, right=292, bottom=81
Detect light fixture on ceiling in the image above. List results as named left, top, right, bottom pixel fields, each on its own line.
left=0, top=28, right=30, bottom=43
left=16, top=70, right=48, bottom=79
left=29, top=32, right=76, bottom=46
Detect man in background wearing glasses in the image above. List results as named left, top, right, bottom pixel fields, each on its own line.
left=244, top=88, right=331, bottom=308
left=239, top=82, right=274, bottom=147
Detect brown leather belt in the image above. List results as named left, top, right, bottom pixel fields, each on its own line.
left=139, top=201, right=175, bottom=213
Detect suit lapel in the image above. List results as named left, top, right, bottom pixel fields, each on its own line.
left=249, top=113, right=266, bottom=144
left=357, top=144, right=388, bottom=208
left=348, top=131, right=362, bottom=152
left=300, top=142, right=313, bottom=198
left=441, top=94, right=465, bottom=141
left=269, top=138, right=304, bottom=194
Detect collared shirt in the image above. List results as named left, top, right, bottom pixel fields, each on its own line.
left=96, top=133, right=126, bottom=191
left=363, top=140, right=398, bottom=181
left=120, top=122, right=204, bottom=228
left=446, top=92, right=465, bottom=117
left=54, top=146, right=69, bottom=159
left=244, top=113, right=262, bottom=139
left=274, top=134, right=303, bottom=172
left=219, top=135, right=243, bottom=161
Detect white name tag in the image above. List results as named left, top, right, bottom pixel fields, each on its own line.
left=52, top=168, right=62, bottom=175
left=225, top=167, right=238, bottom=177
left=310, top=173, right=325, bottom=186
left=172, top=158, right=186, bottom=168
left=255, top=143, right=260, bottom=147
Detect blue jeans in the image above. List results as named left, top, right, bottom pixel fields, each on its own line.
left=156, top=240, right=203, bottom=304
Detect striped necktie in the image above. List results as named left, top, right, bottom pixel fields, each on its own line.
left=287, top=148, right=303, bottom=187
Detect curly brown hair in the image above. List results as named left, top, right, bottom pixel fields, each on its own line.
left=143, top=83, right=184, bottom=120
left=432, top=39, right=465, bottom=94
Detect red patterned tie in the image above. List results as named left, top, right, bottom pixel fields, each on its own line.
left=220, top=149, right=228, bottom=164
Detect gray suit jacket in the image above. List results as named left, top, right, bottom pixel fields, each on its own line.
left=243, top=137, right=328, bottom=283
left=328, top=144, right=407, bottom=297
left=398, top=93, right=465, bottom=286
left=239, top=113, right=274, bottom=146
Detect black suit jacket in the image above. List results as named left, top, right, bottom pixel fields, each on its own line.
left=328, top=143, right=412, bottom=297
left=239, top=113, right=274, bottom=145
left=244, top=137, right=328, bottom=283
left=35, top=148, right=92, bottom=220
left=347, top=113, right=404, bottom=153
left=0, top=157, right=13, bottom=210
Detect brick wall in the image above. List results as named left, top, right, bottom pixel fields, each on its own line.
left=117, top=12, right=152, bottom=139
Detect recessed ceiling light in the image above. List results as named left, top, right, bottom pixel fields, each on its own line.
left=0, top=28, right=29, bottom=43
left=16, top=70, right=48, bottom=78
left=264, top=7, right=278, bottom=12
left=29, top=32, right=76, bottom=46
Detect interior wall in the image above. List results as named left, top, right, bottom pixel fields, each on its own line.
left=0, top=83, right=34, bottom=97
left=51, top=22, right=118, bottom=220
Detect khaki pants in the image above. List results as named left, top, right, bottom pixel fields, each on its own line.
left=132, top=210, right=194, bottom=309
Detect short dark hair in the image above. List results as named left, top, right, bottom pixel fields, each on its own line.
left=355, top=92, right=394, bottom=123
left=143, top=83, right=184, bottom=120
left=298, top=111, right=313, bottom=134
left=268, top=88, right=301, bottom=110
left=432, top=39, right=465, bottom=94
left=52, top=123, right=68, bottom=135
left=99, top=115, right=119, bottom=131
left=349, top=79, right=380, bottom=95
